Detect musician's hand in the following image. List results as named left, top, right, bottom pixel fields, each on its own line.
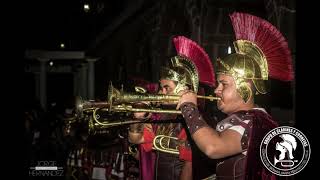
left=176, top=90, right=197, bottom=110
left=133, top=112, right=151, bottom=119
left=133, top=102, right=152, bottom=119
left=129, top=123, right=144, bottom=133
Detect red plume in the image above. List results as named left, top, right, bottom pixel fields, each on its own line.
left=173, top=36, right=216, bottom=87
left=230, top=12, right=294, bottom=81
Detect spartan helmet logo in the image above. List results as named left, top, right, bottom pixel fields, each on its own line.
left=274, top=134, right=297, bottom=167
left=261, top=126, right=310, bottom=176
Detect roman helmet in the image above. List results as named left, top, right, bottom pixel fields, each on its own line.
left=160, top=36, right=216, bottom=94
left=216, top=12, right=294, bottom=103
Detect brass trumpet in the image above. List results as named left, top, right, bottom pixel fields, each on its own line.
left=75, top=82, right=220, bottom=116
left=75, top=96, right=181, bottom=118
left=73, top=82, right=221, bottom=132
left=75, top=98, right=146, bottom=133
left=108, top=82, right=221, bottom=105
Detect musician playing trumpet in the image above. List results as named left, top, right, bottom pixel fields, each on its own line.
left=128, top=36, right=216, bottom=180
left=176, top=12, right=294, bottom=180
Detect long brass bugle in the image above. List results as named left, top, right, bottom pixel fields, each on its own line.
left=75, top=97, right=182, bottom=118
left=76, top=98, right=181, bottom=114
left=75, top=97, right=111, bottom=117
left=108, top=82, right=221, bottom=105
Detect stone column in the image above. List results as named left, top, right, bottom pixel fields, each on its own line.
left=80, top=63, right=88, bottom=99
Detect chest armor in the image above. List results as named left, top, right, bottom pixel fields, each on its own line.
left=215, top=112, right=254, bottom=180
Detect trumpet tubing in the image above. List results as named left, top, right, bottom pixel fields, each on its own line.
left=113, top=93, right=220, bottom=104
left=88, top=116, right=144, bottom=134
left=77, top=100, right=110, bottom=112
left=110, top=104, right=182, bottom=114
left=108, top=82, right=220, bottom=105
left=153, top=135, right=180, bottom=155
left=115, top=93, right=180, bottom=103
left=76, top=97, right=182, bottom=115
left=73, top=82, right=221, bottom=131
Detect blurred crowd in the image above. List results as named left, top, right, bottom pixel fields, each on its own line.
left=24, top=100, right=140, bottom=180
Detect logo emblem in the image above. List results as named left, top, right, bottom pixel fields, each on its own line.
left=260, top=126, right=311, bottom=176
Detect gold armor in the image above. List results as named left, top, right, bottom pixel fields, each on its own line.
left=217, top=40, right=268, bottom=103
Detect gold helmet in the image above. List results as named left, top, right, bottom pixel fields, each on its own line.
left=160, top=36, right=215, bottom=95
left=217, top=12, right=294, bottom=103
left=160, top=56, right=199, bottom=94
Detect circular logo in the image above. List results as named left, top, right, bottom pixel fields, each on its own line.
left=260, top=126, right=311, bottom=176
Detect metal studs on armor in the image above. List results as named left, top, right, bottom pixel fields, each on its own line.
left=189, top=114, right=192, bottom=118
left=230, top=118, right=234, bottom=123
left=219, top=125, right=224, bottom=130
